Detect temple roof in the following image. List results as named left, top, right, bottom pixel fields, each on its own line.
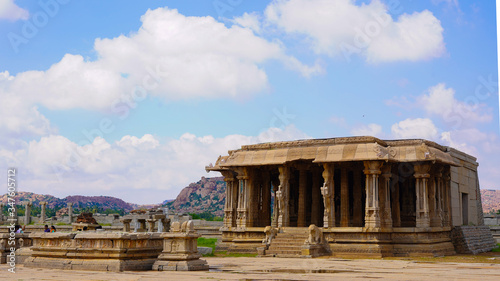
left=206, top=136, right=465, bottom=171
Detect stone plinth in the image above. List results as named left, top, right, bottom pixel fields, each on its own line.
left=322, top=227, right=456, bottom=257
left=24, top=232, right=163, bottom=271
left=152, top=221, right=209, bottom=271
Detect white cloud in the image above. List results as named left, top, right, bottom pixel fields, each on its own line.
left=1, top=8, right=321, bottom=111
left=418, top=83, right=492, bottom=126
left=233, top=12, right=262, bottom=34
left=0, top=0, right=29, bottom=21
left=0, top=7, right=322, bottom=137
left=0, top=125, right=309, bottom=204
left=0, top=72, right=56, bottom=138
left=264, top=0, right=445, bottom=62
left=391, top=118, right=439, bottom=140
left=350, top=123, right=383, bottom=137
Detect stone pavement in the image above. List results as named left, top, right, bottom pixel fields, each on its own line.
left=1, top=257, right=500, bottom=280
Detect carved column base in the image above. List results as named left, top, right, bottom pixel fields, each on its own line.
left=365, top=208, right=381, bottom=228
left=223, top=210, right=233, bottom=228
left=430, top=214, right=442, bottom=227
left=236, top=210, right=247, bottom=231
left=416, top=213, right=430, bottom=228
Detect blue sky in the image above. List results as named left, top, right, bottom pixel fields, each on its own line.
left=0, top=0, right=498, bottom=204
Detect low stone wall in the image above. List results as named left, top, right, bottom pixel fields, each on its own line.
left=24, top=232, right=163, bottom=271
left=451, top=226, right=496, bottom=254
left=490, top=227, right=500, bottom=244
left=484, top=216, right=500, bottom=226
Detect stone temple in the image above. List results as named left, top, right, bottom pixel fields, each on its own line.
left=206, top=136, right=493, bottom=257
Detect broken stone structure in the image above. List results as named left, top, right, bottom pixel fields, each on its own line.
left=72, top=212, right=100, bottom=231
left=207, top=136, right=494, bottom=257
left=121, top=209, right=170, bottom=233
left=39, top=201, right=47, bottom=223
left=24, top=201, right=32, bottom=225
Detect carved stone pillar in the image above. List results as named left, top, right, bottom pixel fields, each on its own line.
left=311, top=168, right=322, bottom=226
left=236, top=169, right=249, bottom=230
left=380, top=165, right=393, bottom=229
left=24, top=201, right=32, bottom=225
left=321, top=163, right=335, bottom=228
left=340, top=167, right=349, bottom=227
left=353, top=166, right=363, bottom=227
left=414, top=163, right=431, bottom=228
left=297, top=168, right=307, bottom=227
left=121, top=218, right=132, bottom=232
left=221, top=171, right=235, bottom=230
left=67, top=202, right=73, bottom=223
left=391, top=175, right=401, bottom=227
left=364, top=161, right=383, bottom=228
left=277, top=166, right=290, bottom=228
left=39, top=201, right=47, bottom=223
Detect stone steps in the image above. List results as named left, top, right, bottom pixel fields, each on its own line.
left=266, top=229, right=309, bottom=257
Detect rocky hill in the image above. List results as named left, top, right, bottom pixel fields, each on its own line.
left=0, top=192, right=139, bottom=213
left=481, top=189, right=500, bottom=214
left=165, top=176, right=226, bottom=216
left=65, top=195, right=136, bottom=211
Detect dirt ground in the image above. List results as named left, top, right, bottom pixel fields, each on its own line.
left=2, top=255, right=500, bottom=281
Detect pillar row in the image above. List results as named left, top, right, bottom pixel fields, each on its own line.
left=414, top=163, right=431, bottom=228
left=364, top=161, right=383, bottom=228
left=221, top=171, right=236, bottom=229
left=380, top=165, right=393, bottom=228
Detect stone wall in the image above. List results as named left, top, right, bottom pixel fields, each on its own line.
left=484, top=215, right=500, bottom=226
left=451, top=226, right=496, bottom=254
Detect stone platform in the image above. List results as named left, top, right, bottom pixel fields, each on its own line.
left=152, top=221, right=209, bottom=271
left=24, top=232, right=163, bottom=271
left=225, top=226, right=457, bottom=258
